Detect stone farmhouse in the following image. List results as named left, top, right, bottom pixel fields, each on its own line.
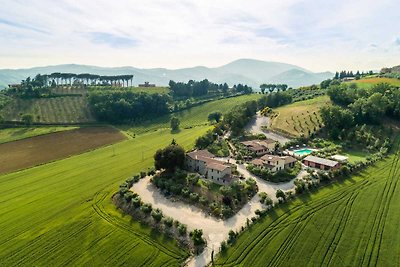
left=186, top=150, right=233, bottom=185
left=241, top=139, right=277, bottom=156
left=251, top=154, right=297, bottom=172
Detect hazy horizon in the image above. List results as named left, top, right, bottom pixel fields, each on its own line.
left=1, top=0, right=399, bottom=72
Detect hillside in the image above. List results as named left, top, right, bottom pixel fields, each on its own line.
left=348, top=77, right=400, bottom=89
left=216, top=146, right=400, bottom=266
left=1, top=95, right=95, bottom=123
left=0, top=59, right=333, bottom=89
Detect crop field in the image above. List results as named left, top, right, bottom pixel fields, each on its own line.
left=216, top=137, right=400, bottom=266
left=269, top=95, right=331, bottom=137
left=1, top=96, right=95, bottom=123
left=349, top=77, right=400, bottom=89
left=0, top=125, right=210, bottom=266
left=0, top=126, right=77, bottom=144
left=0, top=127, right=125, bottom=174
left=120, top=94, right=261, bottom=136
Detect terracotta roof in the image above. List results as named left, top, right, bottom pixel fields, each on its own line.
left=250, top=159, right=264, bottom=166
left=207, top=162, right=230, bottom=171
left=303, top=155, right=339, bottom=167
left=260, top=154, right=282, bottom=162
left=187, top=150, right=215, bottom=160
left=283, top=156, right=297, bottom=165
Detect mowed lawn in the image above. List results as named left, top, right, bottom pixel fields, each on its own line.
left=120, top=94, right=261, bottom=136
left=0, top=126, right=77, bottom=144
left=216, top=140, right=400, bottom=266
left=349, top=77, right=400, bottom=89
left=0, top=127, right=126, bottom=175
left=269, top=95, right=331, bottom=137
left=0, top=125, right=211, bottom=266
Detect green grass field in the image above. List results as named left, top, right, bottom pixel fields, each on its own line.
left=216, top=138, right=400, bottom=266
left=2, top=96, right=95, bottom=123
left=270, top=96, right=331, bottom=137
left=0, top=125, right=211, bottom=266
left=0, top=126, right=77, bottom=144
left=120, top=94, right=261, bottom=136
left=348, top=77, right=400, bottom=89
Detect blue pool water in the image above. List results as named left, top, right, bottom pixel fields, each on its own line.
left=294, top=149, right=313, bottom=156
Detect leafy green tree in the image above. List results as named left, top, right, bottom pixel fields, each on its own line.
left=320, top=106, right=354, bottom=139
left=21, top=114, right=34, bottom=125
left=190, top=229, right=205, bottom=246
left=154, top=143, right=185, bottom=172
left=208, top=112, right=223, bottom=123
left=276, top=189, right=286, bottom=201
left=170, top=116, right=180, bottom=131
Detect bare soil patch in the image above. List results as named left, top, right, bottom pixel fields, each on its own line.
left=0, top=127, right=126, bottom=174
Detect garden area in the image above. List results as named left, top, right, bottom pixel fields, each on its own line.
left=246, top=162, right=302, bottom=183
left=151, top=170, right=258, bottom=218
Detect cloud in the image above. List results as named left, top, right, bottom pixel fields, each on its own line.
left=395, top=37, right=400, bottom=46
left=0, top=18, right=48, bottom=34
left=0, top=0, right=399, bottom=71
left=86, top=32, right=139, bottom=49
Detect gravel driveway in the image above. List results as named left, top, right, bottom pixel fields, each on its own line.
left=244, top=112, right=291, bottom=145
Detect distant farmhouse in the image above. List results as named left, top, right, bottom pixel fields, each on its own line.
left=241, top=139, right=277, bottom=156
left=303, top=155, right=341, bottom=171
left=342, top=77, right=355, bottom=81
left=186, top=150, right=233, bottom=185
left=251, top=154, right=296, bottom=172
left=138, top=82, right=156, bottom=87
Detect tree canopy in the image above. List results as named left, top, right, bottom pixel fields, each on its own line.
left=154, top=142, right=185, bottom=172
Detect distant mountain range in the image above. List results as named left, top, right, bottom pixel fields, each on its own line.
left=0, top=59, right=333, bottom=90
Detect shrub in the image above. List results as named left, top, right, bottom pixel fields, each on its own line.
left=140, top=171, right=146, bottom=178
left=189, top=192, right=199, bottom=202
left=228, top=230, right=237, bottom=244
left=131, top=197, right=142, bottom=208
left=181, top=187, right=190, bottom=197
left=140, top=203, right=152, bottom=214
left=199, top=196, right=208, bottom=205
left=220, top=241, right=227, bottom=252
left=190, top=229, right=205, bottom=246
left=151, top=208, right=163, bottom=222
left=178, top=224, right=187, bottom=235
left=221, top=205, right=233, bottom=217
left=163, top=217, right=174, bottom=227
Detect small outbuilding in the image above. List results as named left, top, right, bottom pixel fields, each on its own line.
left=303, top=155, right=341, bottom=171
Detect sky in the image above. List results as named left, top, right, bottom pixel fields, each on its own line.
left=0, top=0, right=399, bottom=72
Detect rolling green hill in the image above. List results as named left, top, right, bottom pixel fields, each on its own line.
left=216, top=137, right=400, bottom=266
left=120, top=93, right=261, bottom=135
left=1, top=96, right=96, bottom=123
left=0, top=125, right=211, bottom=266
left=348, top=77, right=400, bottom=89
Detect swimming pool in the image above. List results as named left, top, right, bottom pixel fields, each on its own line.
left=293, top=149, right=313, bottom=156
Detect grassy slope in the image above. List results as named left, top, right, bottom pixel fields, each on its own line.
left=0, top=93, right=261, bottom=265
left=0, top=126, right=77, bottom=144
left=216, top=138, right=400, bottom=266
left=269, top=95, right=331, bottom=137
left=0, top=126, right=211, bottom=266
left=349, top=77, right=400, bottom=89
left=120, top=94, right=261, bottom=136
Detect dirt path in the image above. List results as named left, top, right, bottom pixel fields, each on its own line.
left=131, top=169, right=299, bottom=267
left=132, top=177, right=264, bottom=267
left=244, top=112, right=291, bottom=145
